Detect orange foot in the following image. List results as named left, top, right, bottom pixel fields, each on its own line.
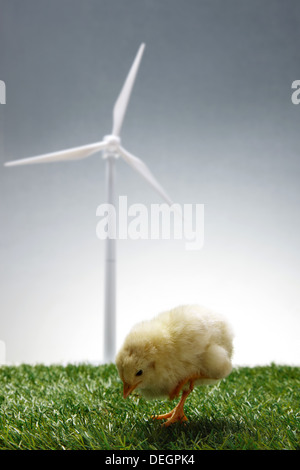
left=152, top=407, right=188, bottom=426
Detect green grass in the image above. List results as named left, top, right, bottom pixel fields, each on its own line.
left=0, top=363, right=299, bottom=450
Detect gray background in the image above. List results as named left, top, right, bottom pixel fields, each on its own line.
left=0, top=0, right=299, bottom=365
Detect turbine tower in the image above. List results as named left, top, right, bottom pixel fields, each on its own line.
left=4, top=43, right=173, bottom=363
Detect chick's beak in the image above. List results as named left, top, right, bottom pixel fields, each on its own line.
left=123, top=381, right=138, bottom=399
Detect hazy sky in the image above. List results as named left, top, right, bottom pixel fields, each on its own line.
left=0, top=0, right=300, bottom=366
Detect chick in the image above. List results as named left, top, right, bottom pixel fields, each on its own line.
left=116, top=305, right=234, bottom=426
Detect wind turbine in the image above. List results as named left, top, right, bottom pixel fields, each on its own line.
left=4, top=43, right=173, bottom=363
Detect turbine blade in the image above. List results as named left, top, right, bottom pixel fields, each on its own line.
left=119, top=145, right=173, bottom=205
left=4, top=141, right=107, bottom=167
left=112, top=43, right=145, bottom=137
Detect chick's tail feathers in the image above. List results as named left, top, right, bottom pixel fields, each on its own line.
left=201, top=344, right=232, bottom=379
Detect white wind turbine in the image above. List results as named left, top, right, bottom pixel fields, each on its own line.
left=4, top=43, right=173, bottom=363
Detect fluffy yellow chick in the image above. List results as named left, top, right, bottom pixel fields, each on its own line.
left=116, top=304, right=234, bottom=426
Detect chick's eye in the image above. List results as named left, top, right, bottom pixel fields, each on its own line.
left=135, top=370, right=143, bottom=376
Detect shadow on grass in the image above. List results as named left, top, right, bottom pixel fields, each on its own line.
left=136, top=414, right=248, bottom=450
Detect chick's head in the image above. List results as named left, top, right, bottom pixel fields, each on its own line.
left=116, top=339, right=157, bottom=398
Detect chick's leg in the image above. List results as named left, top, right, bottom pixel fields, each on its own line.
left=169, top=373, right=205, bottom=400
left=152, top=381, right=194, bottom=426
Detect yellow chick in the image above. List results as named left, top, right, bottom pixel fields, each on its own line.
left=116, top=304, right=234, bottom=426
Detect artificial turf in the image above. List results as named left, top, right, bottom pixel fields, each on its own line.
left=0, top=363, right=298, bottom=450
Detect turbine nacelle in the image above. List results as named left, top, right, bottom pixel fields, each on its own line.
left=102, top=134, right=121, bottom=158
